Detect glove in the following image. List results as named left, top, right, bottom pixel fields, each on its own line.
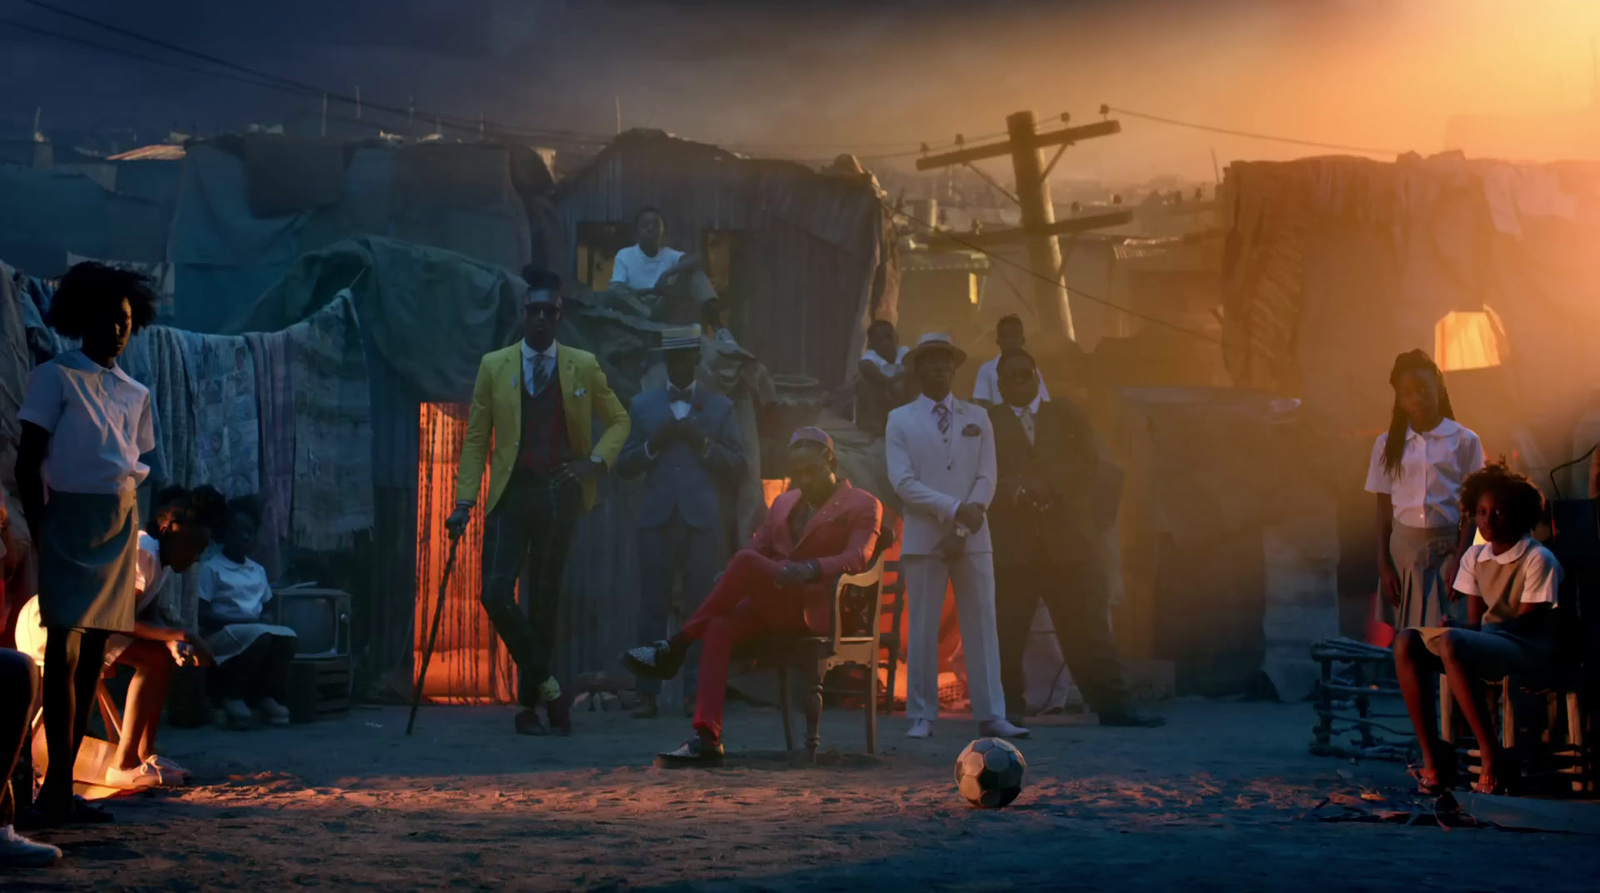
left=444, top=506, right=471, bottom=539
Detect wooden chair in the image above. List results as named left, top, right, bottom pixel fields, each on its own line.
left=879, top=556, right=906, bottom=715
left=741, top=528, right=896, bottom=762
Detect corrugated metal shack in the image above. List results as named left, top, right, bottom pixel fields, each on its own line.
left=554, top=129, right=900, bottom=390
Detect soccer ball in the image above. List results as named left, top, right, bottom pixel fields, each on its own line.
left=954, top=737, right=1026, bottom=808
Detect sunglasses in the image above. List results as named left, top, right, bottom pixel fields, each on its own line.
left=1000, top=369, right=1037, bottom=381
left=525, top=304, right=561, bottom=318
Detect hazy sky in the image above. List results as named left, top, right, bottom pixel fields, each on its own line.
left=4, top=0, right=1599, bottom=180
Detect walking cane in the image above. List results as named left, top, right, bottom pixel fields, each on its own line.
left=407, top=530, right=461, bottom=736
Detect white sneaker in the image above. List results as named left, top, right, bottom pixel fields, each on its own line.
left=255, top=697, right=291, bottom=725
left=222, top=698, right=254, bottom=729
left=979, top=718, right=1031, bottom=739
left=143, top=755, right=189, bottom=786
left=104, top=760, right=163, bottom=790
left=0, top=825, right=60, bottom=867
left=906, top=719, right=933, bottom=739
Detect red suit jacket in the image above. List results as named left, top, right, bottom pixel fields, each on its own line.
left=747, top=481, right=883, bottom=634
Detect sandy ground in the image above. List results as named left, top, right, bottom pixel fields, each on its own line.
left=7, top=698, right=1600, bottom=892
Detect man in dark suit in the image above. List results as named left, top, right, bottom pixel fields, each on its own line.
left=987, top=350, right=1163, bottom=728
left=616, top=326, right=746, bottom=719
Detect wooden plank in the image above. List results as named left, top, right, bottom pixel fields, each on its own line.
left=920, top=210, right=1133, bottom=249
left=915, top=119, right=1122, bottom=170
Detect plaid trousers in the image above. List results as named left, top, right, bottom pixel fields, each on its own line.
left=479, top=469, right=580, bottom=707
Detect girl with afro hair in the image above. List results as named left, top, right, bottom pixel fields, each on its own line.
left=15, top=262, right=161, bottom=825
left=1394, top=460, right=1562, bottom=796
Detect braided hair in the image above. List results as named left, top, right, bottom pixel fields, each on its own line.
left=1382, top=350, right=1456, bottom=479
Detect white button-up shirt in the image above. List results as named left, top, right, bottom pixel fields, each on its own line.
left=1454, top=536, right=1560, bottom=607
left=972, top=353, right=1048, bottom=412
left=1011, top=404, right=1036, bottom=445
left=1364, top=418, right=1485, bottom=529
left=18, top=350, right=154, bottom=494
left=521, top=340, right=558, bottom=396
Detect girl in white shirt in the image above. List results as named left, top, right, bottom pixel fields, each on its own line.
left=197, top=496, right=297, bottom=728
left=15, top=263, right=160, bottom=825
left=1364, top=350, right=1484, bottom=633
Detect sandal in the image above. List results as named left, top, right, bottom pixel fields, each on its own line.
left=1408, top=750, right=1458, bottom=796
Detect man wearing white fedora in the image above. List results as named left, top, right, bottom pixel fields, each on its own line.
left=886, top=333, right=1028, bottom=740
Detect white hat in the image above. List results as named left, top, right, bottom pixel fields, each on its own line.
left=902, top=332, right=967, bottom=368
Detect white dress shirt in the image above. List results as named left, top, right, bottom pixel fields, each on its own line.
left=1454, top=536, right=1560, bottom=607
left=643, top=383, right=700, bottom=460
left=18, top=350, right=155, bottom=494
left=1011, top=404, right=1036, bottom=446
left=196, top=552, right=274, bottom=623
left=972, top=353, right=1049, bottom=412
left=1363, top=418, right=1484, bottom=528
left=862, top=346, right=908, bottom=376
left=521, top=340, right=558, bottom=395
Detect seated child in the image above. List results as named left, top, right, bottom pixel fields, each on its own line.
left=1393, top=461, right=1562, bottom=796
left=14, top=486, right=213, bottom=790
left=196, top=495, right=297, bottom=729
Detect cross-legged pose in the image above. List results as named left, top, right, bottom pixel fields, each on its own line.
left=886, top=333, right=1028, bottom=741
left=445, top=268, right=631, bottom=735
left=623, top=428, right=882, bottom=766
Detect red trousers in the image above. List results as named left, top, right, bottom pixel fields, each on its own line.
left=683, top=550, right=811, bottom=741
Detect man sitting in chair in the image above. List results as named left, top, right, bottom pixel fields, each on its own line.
left=624, top=427, right=883, bottom=767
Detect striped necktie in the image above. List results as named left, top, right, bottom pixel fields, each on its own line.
left=933, top=402, right=950, bottom=435
left=531, top=355, right=550, bottom=395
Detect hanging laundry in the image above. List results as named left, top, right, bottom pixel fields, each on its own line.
left=288, top=293, right=373, bottom=550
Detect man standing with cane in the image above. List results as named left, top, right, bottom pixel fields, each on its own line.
left=886, top=333, right=1028, bottom=741
left=444, top=268, right=630, bottom=735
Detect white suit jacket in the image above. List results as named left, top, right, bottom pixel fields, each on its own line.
left=886, top=394, right=997, bottom=555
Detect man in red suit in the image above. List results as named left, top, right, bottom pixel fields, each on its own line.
left=624, top=427, right=883, bottom=766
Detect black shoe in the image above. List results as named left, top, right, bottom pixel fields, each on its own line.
left=623, top=640, right=684, bottom=681
left=545, top=691, right=574, bottom=736
left=514, top=707, right=549, bottom=736
left=654, top=736, right=725, bottom=768
left=1098, top=709, right=1166, bottom=728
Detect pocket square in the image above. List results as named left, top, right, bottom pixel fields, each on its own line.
left=961, top=423, right=981, bottom=437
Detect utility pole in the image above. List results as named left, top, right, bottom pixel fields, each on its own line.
left=916, top=110, right=1125, bottom=340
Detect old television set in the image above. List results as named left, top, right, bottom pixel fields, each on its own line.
left=272, top=586, right=351, bottom=659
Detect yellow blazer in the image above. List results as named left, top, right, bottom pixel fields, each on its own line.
left=455, top=342, right=630, bottom=515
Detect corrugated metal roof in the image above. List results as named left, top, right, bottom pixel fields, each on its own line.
left=555, top=129, right=899, bottom=389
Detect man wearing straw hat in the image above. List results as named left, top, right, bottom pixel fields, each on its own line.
left=887, top=333, right=1029, bottom=740
left=616, top=325, right=746, bottom=720
left=445, top=268, right=631, bottom=736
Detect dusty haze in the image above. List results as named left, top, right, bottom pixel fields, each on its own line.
left=3, top=0, right=1598, bottom=179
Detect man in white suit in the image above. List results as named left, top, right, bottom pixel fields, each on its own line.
left=886, top=333, right=1030, bottom=741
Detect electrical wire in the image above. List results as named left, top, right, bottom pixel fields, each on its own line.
left=885, top=202, right=1224, bottom=345
left=1102, top=105, right=1409, bottom=157
left=20, top=0, right=612, bottom=146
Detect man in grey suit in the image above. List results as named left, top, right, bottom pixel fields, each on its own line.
left=617, top=325, right=746, bottom=718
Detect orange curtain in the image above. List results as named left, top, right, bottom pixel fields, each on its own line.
left=413, top=404, right=518, bottom=704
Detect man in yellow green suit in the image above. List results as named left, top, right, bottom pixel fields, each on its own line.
left=445, top=268, right=631, bottom=735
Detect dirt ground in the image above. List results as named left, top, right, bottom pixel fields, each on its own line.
left=7, top=698, right=1599, bottom=892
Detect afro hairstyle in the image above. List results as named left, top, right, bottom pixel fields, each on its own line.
left=1459, top=459, right=1546, bottom=542
left=46, top=262, right=159, bottom=340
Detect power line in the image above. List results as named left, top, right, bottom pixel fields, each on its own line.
left=1103, top=104, right=1408, bottom=157
left=886, top=202, right=1223, bottom=345
left=21, top=0, right=611, bottom=146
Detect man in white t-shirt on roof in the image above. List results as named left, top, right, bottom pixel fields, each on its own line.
left=972, top=314, right=1049, bottom=410
left=610, top=208, right=717, bottom=325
